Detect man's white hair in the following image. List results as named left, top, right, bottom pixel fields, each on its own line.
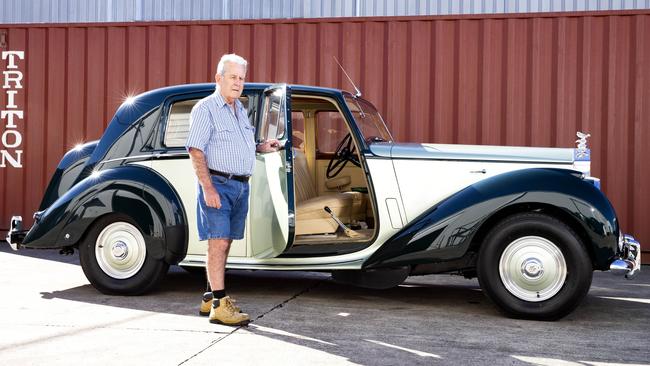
left=216, top=53, right=248, bottom=76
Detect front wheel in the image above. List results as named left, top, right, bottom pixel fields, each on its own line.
left=477, top=213, right=592, bottom=320
left=79, top=214, right=169, bottom=295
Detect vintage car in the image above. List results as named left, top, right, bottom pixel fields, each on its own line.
left=6, top=82, right=641, bottom=320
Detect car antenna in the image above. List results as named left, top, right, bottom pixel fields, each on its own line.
left=333, top=56, right=362, bottom=98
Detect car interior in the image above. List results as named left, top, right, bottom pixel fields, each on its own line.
left=290, top=95, right=376, bottom=247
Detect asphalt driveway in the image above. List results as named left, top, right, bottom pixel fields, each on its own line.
left=0, top=245, right=648, bottom=365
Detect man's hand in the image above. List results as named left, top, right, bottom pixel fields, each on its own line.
left=257, top=139, right=281, bottom=153
left=203, top=185, right=222, bottom=209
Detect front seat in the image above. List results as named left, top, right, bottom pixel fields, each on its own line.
left=293, top=150, right=365, bottom=236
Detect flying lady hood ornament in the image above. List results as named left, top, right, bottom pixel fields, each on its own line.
left=575, top=131, right=591, bottom=160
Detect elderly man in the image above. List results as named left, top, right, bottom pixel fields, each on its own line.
left=186, top=53, right=279, bottom=326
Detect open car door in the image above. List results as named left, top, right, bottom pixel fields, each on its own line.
left=249, top=84, right=295, bottom=258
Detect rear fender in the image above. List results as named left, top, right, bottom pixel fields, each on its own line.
left=22, top=165, right=188, bottom=264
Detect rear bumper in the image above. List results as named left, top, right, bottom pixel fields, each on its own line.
left=609, top=234, right=641, bottom=279
left=5, top=216, right=27, bottom=251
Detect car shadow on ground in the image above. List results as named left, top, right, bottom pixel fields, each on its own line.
left=37, top=265, right=495, bottom=317
left=36, top=263, right=649, bottom=323
left=7, top=245, right=649, bottom=325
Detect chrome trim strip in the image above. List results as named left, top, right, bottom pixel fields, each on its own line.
left=370, top=142, right=576, bottom=164
left=100, top=152, right=189, bottom=164
left=179, top=255, right=365, bottom=271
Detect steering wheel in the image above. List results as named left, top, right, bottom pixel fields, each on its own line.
left=326, top=133, right=361, bottom=178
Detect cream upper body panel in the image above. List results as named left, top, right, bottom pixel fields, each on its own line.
left=392, top=159, right=575, bottom=223
left=375, top=142, right=580, bottom=223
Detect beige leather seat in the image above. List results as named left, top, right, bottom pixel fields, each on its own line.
left=293, top=150, right=365, bottom=235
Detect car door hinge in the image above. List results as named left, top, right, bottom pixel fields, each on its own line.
left=285, top=161, right=292, bottom=173
left=288, top=213, right=295, bottom=227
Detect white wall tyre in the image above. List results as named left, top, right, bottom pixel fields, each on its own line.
left=79, top=215, right=169, bottom=295
left=477, top=213, right=592, bottom=320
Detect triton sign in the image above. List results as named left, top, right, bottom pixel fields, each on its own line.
left=1, top=50, right=24, bottom=168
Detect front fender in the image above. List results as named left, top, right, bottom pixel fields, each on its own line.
left=364, top=168, right=619, bottom=270
left=22, top=165, right=188, bottom=264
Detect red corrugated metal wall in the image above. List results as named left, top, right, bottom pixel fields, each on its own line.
left=1, top=11, right=649, bottom=262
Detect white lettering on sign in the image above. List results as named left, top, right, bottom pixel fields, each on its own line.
left=1, top=50, right=24, bottom=168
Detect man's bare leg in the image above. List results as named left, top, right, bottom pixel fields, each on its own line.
left=206, top=238, right=232, bottom=292
left=205, top=238, right=249, bottom=325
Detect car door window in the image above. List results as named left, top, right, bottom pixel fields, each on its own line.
left=259, top=89, right=286, bottom=141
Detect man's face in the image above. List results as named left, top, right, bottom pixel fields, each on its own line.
left=216, top=62, right=246, bottom=104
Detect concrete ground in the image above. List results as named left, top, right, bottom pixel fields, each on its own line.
left=0, top=245, right=648, bottom=366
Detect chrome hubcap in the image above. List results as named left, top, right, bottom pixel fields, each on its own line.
left=499, top=236, right=567, bottom=302
left=111, top=241, right=128, bottom=259
left=521, top=258, right=544, bottom=279
left=95, top=222, right=146, bottom=279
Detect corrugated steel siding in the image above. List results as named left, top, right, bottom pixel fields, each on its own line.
left=1, top=0, right=650, bottom=23
left=1, top=12, right=649, bottom=262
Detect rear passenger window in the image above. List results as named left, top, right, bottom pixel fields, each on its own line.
left=164, top=96, right=251, bottom=148
left=164, top=100, right=196, bottom=148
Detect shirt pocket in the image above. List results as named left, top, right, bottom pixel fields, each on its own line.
left=243, top=124, right=256, bottom=140
left=213, top=121, right=234, bottom=142
left=214, top=120, right=234, bottom=133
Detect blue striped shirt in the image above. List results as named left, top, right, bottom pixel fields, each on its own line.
left=185, top=90, right=256, bottom=176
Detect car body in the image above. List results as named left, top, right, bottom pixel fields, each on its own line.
left=6, top=82, right=641, bottom=320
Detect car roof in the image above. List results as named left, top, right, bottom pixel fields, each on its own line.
left=135, top=82, right=348, bottom=102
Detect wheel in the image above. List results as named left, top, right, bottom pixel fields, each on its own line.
left=477, top=213, right=592, bottom=320
left=79, top=214, right=169, bottom=295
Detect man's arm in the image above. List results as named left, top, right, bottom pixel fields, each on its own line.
left=188, top=147, right=221, bottom=209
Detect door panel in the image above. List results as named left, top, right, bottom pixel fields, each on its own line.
left=249, top=84, right=295, bottom=258
left=249, top=152, right=289, bottom=257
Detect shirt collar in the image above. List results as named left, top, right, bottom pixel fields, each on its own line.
left=213, top=88, right=243, bottom=110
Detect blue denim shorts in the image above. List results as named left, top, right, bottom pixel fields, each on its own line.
left=196, top=174, right=249, bottom=241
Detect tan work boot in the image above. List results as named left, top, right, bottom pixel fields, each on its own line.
left=209, top=296, right=250, bottom=326
left=199, top=293, right=241, bottom=316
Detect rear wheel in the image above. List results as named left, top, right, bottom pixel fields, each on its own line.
left=79, top=214, right=169, bottom=295
left=477, top=213, right=592, bottom=320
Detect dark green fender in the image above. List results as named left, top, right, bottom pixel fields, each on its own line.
left=22, top=165, right=188, bottom=265
left=364, top=168, right=619, bottom=272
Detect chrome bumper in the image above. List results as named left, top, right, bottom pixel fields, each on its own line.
left=5, top=216, right=26, bottom=251
left=609, top=234, right=641, bottom=279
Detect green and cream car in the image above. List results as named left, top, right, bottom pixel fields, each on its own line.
left=6, top=83, right=641, bottom=320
